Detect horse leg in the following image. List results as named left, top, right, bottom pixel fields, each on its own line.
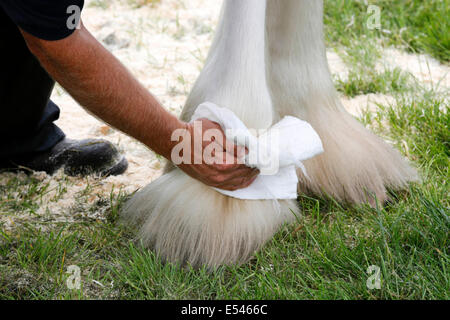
left=265, top=0, right=418, bottom=204
left=121, top=0, right=298, bottom=268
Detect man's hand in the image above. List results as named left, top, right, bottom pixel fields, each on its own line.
left=175, top=118, right=259, bottom=191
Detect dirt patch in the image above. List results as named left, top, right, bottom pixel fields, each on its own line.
left=380, top=48, right=449, bottom=90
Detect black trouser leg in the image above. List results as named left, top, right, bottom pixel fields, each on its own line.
left=0, top=7, right=65, bottom=160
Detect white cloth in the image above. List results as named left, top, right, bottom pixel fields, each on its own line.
left=190, top=102, right=324, bottom=200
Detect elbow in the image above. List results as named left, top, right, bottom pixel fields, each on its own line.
left=21, top=27, right=87, bottom=64
left=21, top=31, right=49, bottom=60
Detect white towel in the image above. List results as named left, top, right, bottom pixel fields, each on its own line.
left=190, top=102, right=324, bottom=200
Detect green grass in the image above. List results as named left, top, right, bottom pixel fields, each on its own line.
left=334, top=67, right=412, bottom=97
left=324, top=0, right=450, bottom=63
left=325, top=2, right=447, bottom=98
left=1, top=90, right=448, bottom=300
left=0, top=0, right=448, bottom=300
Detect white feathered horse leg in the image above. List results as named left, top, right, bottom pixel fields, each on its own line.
left=121, top=0, right=298, bottom=268
left=265, top=0, right=418, bottom=205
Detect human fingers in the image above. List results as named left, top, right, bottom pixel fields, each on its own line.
left=216, top=174, right=259, bottom=191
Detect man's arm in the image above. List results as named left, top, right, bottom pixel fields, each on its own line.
left=21, top=23, right=258, bottom=191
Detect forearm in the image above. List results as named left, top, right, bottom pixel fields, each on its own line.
left=21, top=24, right=183, bottom=159
left=21, top=23, right=259, bottom=190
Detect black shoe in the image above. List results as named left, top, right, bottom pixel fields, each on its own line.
left=1, top=138, right=128, bottom=177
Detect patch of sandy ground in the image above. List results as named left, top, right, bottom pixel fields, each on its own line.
left=1, top=0, right=448, bottom=227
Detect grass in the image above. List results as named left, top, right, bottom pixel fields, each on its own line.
left=0, top=0, right=448, bottom=300
left=324, top=0, right=450, bottom=63
left=334, top=67, right=412, bottom=97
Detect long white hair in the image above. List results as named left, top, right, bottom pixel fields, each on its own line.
left=121, top=0, right=417, bottom=268
left=122, top=0, right=298, bottom=268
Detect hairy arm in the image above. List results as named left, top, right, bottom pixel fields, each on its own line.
left=21, top=24, right=258, bottom=190
left=23, top=23, right=180, bottom=160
